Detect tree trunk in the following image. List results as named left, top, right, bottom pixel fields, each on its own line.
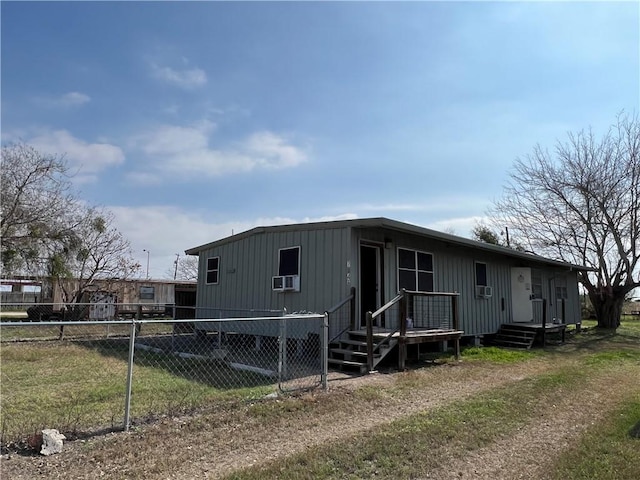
left=589, top=291, right=624, bottom=329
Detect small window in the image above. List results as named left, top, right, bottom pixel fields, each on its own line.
left=206, top=257, right=219, bottom=284
left=278, top=247, right=300, bottom=276
left=397, top=248, right=433, bottom=293
left=555, top=276, right=568, bottom=299
left=475, top=262, right=488, bottom=287
left=140, top=286, right=155, bottom=300
left=532, top=269, right=543, bottom=299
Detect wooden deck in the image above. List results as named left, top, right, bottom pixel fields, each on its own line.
left=495, top=322, right=567, bottom=348
left=361, top=328, right=464, bottom=344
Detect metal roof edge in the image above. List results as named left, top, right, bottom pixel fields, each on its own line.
left=185, top=217, right=592, bottom=271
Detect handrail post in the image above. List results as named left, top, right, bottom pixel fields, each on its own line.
left=541, top=298, right=547, bottom=347
left=398, top=290, right=407, bottom=370
left=349, top=286, right=356, bottom=331
left=366, top=311, right=374, bottom=372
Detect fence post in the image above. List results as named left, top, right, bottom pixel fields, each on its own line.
left=124, top=319, right=137, bottom=431
left=278, top=317, right=288, bottom=383
left=322, top=312, right=329, bottom=390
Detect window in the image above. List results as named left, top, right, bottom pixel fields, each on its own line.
left=475, top=262, right=488, bottom=286
left=555, top=277, right=568, bottom=299
left=140, top=286, right=155, bottom=300
left=206, top=257, right=219, bottom=284
left=531, top=269, right=543, bottom=299
left=397, top=248, right=433, bottom=292
left=278, top=247, right=300, bottom=276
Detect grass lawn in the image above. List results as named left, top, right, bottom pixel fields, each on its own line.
left=1, top=316, right=638, bottom=480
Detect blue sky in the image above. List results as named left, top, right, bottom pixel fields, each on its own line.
left=2, top=1, right=639, bottom=278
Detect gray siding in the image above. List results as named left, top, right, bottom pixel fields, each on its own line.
left=193, top=223, right=583, bottom=338
left=195, top=226, right=353, bottom=317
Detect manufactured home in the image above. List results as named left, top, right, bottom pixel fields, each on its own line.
left=185, top=218, right=588, bottom=369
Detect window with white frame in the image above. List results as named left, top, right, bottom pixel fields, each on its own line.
left=206, top=257, right=220, bottom=284
left=475, top=262, right=488, bottom=286
left=397, top=248, right=433, bottom=292
left=278, top=247, right=300, bottom=276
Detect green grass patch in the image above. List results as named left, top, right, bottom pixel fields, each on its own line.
left=551, top=398, right=640, bottom=480
left=461, top=345, right=540, bottom=363
left=0, top=339, right=274, bottom=446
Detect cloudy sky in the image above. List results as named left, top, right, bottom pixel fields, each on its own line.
left=2, top=1, right=638, bottom=278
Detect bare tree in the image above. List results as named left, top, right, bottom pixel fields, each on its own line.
left=48, top=208, right=139, bottom=311
left=492, top=113, right=640, bottom=329
left=1, top=143, right=139, bottom=314
left=170, top=255, right=198, bottom=281
left=1, top=144, right=76, bottom=274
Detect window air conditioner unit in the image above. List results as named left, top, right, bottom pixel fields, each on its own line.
left=272, top=275, right=300, bottom=292
left=476, top=285, right=493, bottom=298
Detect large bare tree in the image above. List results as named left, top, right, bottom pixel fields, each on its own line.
left=1, top=143, right=139, bottom=313
left=492, top=114, right=640, bottom=329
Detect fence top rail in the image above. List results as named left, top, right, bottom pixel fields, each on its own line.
left=0, top=314, right=325, bottom=328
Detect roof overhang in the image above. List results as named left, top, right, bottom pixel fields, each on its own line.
left=185, top=217, right=592, bottom=272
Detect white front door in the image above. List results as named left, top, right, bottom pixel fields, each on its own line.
left=511, top=267, right=533, bottom=323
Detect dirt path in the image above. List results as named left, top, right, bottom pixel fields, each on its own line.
left=3, top=354, right=638, bottom=479
left=1, top=358, right=563, bottom=479
left=424, top=365, right=640, bottom=480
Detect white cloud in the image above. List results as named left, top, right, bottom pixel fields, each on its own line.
left=24, top=129, right=124, bottom=182
left=33, top=91, right=91, bottom=108
left=245, top=131, right=308, bottom=169
left=150, top=63, right=207, bottom=89
left=128, top=121, right=308, bottom=182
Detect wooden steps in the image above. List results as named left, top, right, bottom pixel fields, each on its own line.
left=328, top=330, right=397, bottom=373
left=491, top=324, right=537, bottom=349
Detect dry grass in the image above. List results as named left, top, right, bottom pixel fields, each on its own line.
left=1, top=318, right=638, bottom=479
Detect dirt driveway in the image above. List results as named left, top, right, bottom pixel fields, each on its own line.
left=2, top=349, right=638, bottom=479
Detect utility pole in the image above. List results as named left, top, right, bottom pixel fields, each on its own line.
left=173, top=253, right=179, bottom=280
left=143, top=249, right=150, bottom=279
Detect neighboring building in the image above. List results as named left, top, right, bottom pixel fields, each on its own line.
left=185, top=217, right=589, bottom=339
left=1, top=276, right=197, bottom=319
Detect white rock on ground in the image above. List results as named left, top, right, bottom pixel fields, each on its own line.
left=40, top=429, right=66, bottom=456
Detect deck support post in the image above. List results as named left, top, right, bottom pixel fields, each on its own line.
left=561, top=299, right=566, bottom=343
left=541, top=298, right=547, bottom=347
left=451, top=295, right=460, bottom=360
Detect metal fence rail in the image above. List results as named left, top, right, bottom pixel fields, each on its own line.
left=0, top=313, right=327, bottom=447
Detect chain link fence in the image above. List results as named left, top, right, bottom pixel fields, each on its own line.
left=0, top=308, right=327, bottom=449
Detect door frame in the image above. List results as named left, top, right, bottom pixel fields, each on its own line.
left=359, top=242, right=384, bottom=327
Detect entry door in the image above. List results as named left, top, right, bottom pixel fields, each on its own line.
left=360, top=244, right=382, bottom=327
left=511, top=267, right=533, bottom=323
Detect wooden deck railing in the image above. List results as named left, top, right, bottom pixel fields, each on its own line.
left=365, top=290, right=461, bottom=372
